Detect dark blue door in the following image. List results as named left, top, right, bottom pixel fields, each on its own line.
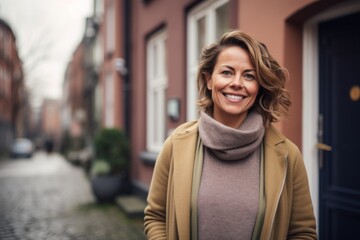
left=318, top=12, right=360, bottom=240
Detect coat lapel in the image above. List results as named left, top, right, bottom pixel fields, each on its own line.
left=261, top=125, right=288, bottom=239
left=172, top=124, right=198, bottom=240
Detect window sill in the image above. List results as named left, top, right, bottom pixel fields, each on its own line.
left=140, top=151, right=158, bottom=166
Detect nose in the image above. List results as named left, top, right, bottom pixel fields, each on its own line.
left=230, top=75, right=244, bottom=88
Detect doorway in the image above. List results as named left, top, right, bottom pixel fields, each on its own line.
left=318, top=11, right=360, bottom=239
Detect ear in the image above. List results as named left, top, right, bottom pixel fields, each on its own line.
left=205, top=74, right=212, bottom=90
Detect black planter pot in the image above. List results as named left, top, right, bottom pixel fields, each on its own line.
left=91, top=174, right=124, bottom=203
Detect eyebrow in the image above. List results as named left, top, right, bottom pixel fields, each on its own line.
left=244, top=69, right=256, bottom=73
left=221, top=65, right=256, bottom=73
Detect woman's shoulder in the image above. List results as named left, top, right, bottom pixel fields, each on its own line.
left=169, top=120, right=199, bottom=139
left=265, top=125, right=301, bottom=156
left=159, top=120, right=199, bottom=156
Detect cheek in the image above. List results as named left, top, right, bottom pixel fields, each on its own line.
left=212, top=77, right=228, bottom=90
left=249, top=82, right=260, bottom=96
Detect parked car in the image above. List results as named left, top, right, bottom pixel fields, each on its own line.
left=10, top=138, right=34, bottom=158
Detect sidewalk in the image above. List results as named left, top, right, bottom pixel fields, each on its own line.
left=0, top=152, right=146, bottom=239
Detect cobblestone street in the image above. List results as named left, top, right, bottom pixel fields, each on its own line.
left=0, top=152, right=146, bottom=240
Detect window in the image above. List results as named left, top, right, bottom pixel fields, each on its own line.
left=146, top=30, right=168, bottom=153
left=187, top=0, right=230, bottom=121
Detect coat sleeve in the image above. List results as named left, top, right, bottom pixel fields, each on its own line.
left=287, top=145, right=318, bottom=239
left=144, top=137, right=173, bottom=240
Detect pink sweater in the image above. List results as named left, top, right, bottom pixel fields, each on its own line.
left=197, top=111, right=264, bottom=240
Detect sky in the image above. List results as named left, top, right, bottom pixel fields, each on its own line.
left=0, top=0, right=93, bottom=108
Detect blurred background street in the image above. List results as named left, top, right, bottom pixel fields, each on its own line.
left=0, top=152, right=145, bottom=240
left=0, top=0, right=359, bottom=239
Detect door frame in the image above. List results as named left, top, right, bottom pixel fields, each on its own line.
left=302, top=0, right=360, bottom=230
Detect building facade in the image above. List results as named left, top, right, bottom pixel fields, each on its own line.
left=62, top=0, right=106, bottom=165
left=69, top=0, right=360, bottom=238
left=0, top=18, right=27, bottom=156
left=40, top=98, right=62, bottom=150
left=127, top=1, right=360, bottom=238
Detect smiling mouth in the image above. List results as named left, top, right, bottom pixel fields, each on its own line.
left=224, top=93, right=244, bottom=101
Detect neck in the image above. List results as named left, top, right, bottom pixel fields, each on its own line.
left=212, top=111, right=248, bottom=129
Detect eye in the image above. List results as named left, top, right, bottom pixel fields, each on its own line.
left=221, top=70, right=233, bottom=76
left=244, top=73, right=256, bottom=80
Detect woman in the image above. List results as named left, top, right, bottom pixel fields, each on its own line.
left=144, top=30, right=317, bottom=240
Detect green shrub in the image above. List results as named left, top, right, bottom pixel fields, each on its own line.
left=93, top=128, right=129, bottom=175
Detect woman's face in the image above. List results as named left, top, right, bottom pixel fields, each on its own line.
left=207, top=46, right=260, bottom=128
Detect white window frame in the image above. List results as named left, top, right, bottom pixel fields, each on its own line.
left=186, top=0, right=229, bottom=121
left=146, top=30, right=168, bottom=153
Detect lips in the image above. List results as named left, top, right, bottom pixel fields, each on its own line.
left=224, top=93, right=244, bottom=101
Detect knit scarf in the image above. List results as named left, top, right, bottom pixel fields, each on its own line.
left=199, top=110, right=265, bottom=160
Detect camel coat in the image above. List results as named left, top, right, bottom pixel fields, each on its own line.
left=144, top=121, right=317, bottom=240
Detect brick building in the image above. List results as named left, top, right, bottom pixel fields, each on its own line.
left=0, top=18, right=27, bottom=156
left=40, top=98, right=62, bottom=150
left=68, top=0, right=360, bottom=237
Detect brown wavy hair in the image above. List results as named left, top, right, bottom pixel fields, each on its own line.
left=197, top=30, right=291, bottom=126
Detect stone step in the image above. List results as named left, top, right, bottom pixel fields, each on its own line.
left=116, top=195, right=147, bottom=218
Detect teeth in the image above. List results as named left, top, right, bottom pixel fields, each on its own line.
left=225, top=94, right=243, bottom=100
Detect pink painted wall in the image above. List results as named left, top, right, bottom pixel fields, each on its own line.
left=127, top=0, right=349, bottom=190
